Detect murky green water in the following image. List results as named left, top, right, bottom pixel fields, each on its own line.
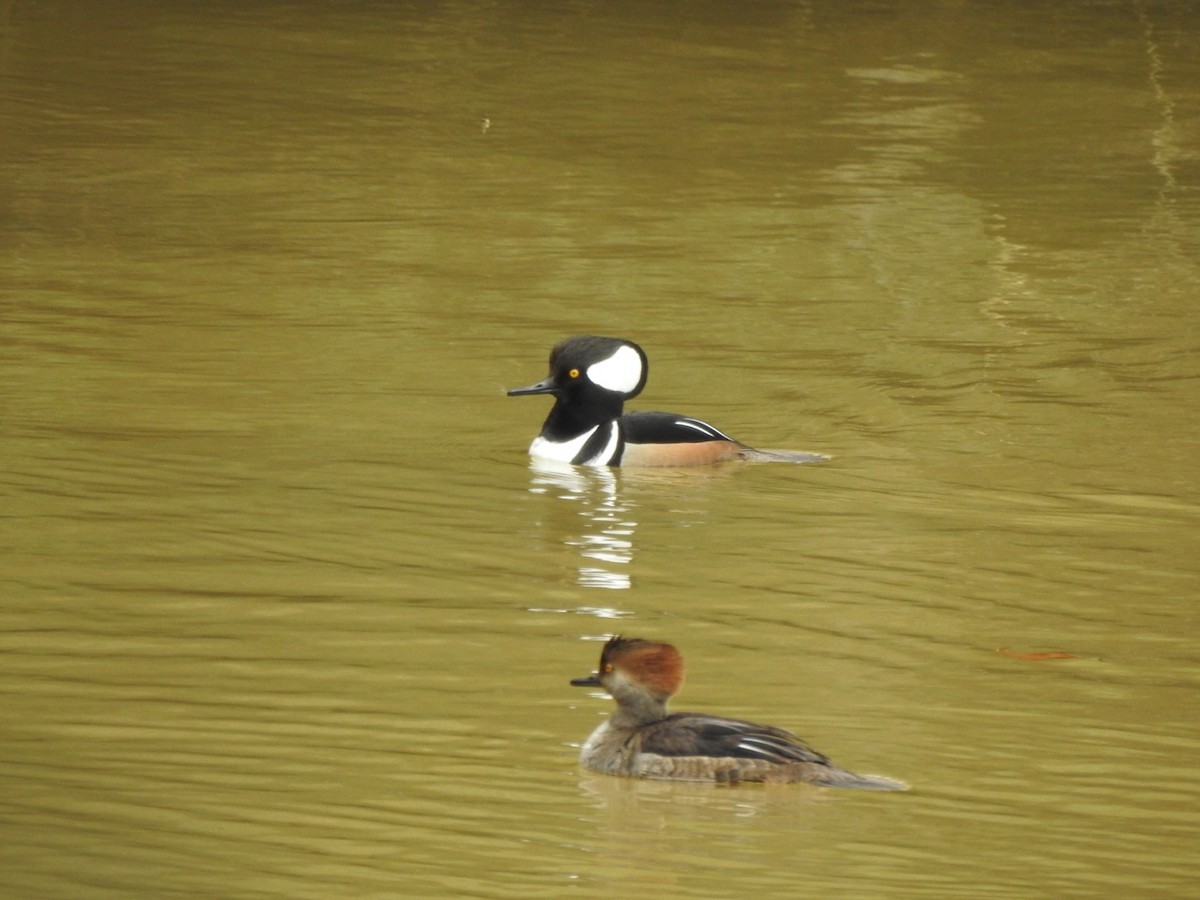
left=3, top=1, right=1199, bottom=897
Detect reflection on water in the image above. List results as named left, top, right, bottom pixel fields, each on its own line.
left=525, top=459, right=636, bottom=591
left=520, top=459, right=743, bottom=597
left=3, top=0, right=1200, bottom=898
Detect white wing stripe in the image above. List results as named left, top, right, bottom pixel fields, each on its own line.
left=675, top=419, right=731, bottom=440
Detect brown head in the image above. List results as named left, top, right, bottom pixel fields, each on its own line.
left=571, top=636, right=685, bottom=706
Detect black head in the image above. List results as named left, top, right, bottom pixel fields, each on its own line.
left=507, top=335, right=649, bottom=402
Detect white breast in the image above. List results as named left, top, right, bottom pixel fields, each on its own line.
left=530, top=427, right=597, bottom=464
left=529, top=423, right=619, bottom=466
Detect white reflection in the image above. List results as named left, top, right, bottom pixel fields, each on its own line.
left=526, top=459, right=637, bottom=590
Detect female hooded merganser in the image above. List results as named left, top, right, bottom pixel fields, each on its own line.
left=570, top=636, right=907, bottom=789
left=508, top=335, right=826, bottom=467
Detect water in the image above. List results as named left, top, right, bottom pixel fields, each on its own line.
left=3, top=1, right=1199, bottom=897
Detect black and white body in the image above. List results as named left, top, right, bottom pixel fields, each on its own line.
left=507, top=335, right=826, bottom=467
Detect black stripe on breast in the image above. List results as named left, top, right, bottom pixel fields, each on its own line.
left=572, top=421, right=619, bottom=465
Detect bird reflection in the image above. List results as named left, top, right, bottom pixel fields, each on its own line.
left=526, top=458, right=635, bottom=590
left=522, top=458, right=732, bottom=601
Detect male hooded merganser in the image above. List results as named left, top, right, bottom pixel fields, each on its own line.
left=570, top=636, right=907, bottom=789
left=508, top=335, right=826, bottom=467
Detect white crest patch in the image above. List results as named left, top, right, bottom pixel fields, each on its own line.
left=587, top=344, right=643, bottom=395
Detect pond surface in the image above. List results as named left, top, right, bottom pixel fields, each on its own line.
left=3, top=1, right=1199, bottom=897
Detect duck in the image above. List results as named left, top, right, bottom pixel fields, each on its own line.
left=570, top=636, right=907, bottom=789
left=508, top=335, right=826, bottom=466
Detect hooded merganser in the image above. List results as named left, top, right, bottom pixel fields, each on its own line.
left=507, top=335, right=826, bottom=467
left=570, top=636, right=907, bottom=789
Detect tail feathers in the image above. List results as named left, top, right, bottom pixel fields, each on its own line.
left=738, top=447, right=829, bottom=464
left=812, top=768, right=909, bottom=791
left=751, top=762, right=908, bottom=790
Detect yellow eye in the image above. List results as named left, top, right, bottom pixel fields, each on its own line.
left=602, top=663, right=613, bottom=673
left=568, top=368, right=580, bottom=379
